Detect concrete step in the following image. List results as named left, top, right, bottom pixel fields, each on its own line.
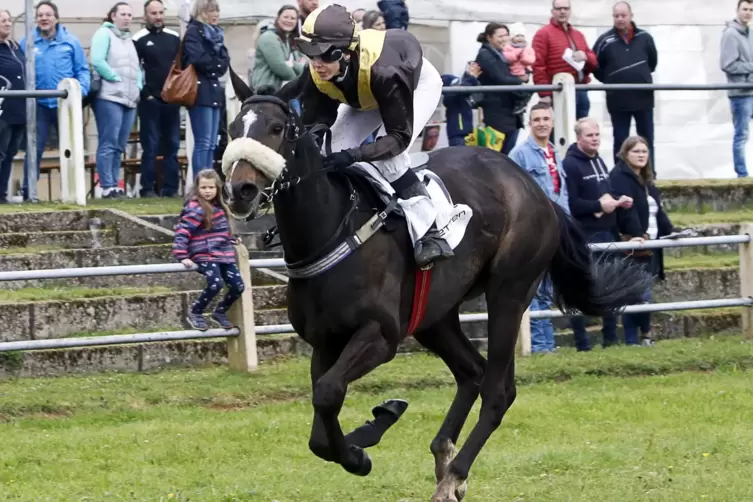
left=0, top=244, right=283, bottom=290
left=0, top=229, right=118, bottom=250
left=659, top=180, right=753, bottom=213
left=0, top=286, right=287, bottom=342
left=0, top=210, right=94, bottom=233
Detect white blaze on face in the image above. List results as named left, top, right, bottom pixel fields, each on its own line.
left=242, top=109, right=258, bottom=138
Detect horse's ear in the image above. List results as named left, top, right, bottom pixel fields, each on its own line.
left=229, top=66, right=253, bottom=102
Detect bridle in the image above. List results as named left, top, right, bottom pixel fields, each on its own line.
left=233, top=94, right=361, bottom=268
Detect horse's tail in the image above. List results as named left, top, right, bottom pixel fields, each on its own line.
left=548, top=203, right=652, bottom=316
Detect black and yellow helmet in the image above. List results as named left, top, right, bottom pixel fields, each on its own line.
left=297, top=4, right=358, bottom=59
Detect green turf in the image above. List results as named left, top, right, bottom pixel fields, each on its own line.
left=0, top=337, right=752, bottom=501
left=0, top=198, right=185, bottom=216
left=0, top=286, right=174, bottom=303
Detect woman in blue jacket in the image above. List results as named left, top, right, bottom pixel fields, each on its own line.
left=183, top=0, right=230, bottom=177
left=0, top=9, right=26, bottom=203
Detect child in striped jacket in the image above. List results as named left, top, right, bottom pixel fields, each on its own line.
left=173, top=169, right=245, bottom=331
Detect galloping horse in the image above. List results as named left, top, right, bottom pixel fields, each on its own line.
left=220, top=75, right=650, bottom=501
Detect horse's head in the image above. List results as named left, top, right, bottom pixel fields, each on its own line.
left=221, top=71, right=292, bottom=220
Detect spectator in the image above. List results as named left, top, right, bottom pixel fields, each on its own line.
left=593, top=1, right=658, bottom=170
left=509, top=103, right=570, bottom=354
left=0, top=9, right=26, bottom=204
left=173, top=168, right=244, bottom=331
left=133, top=0, right=181, bottom=198
left=475, top=23, right=526, bottom=155
left=183, top=0, right=230, bottom=176
left=503, top=22, right=536, bottom=115
left=562, top=118, right=633, bottom=350
left=378, top=0, right=409, bottom=30
left=90, top=2, right=142, bottom=199
left=19, top=1, right=90, bottom=202
left=610, top=135, right=675, bottom=346
left=352, top=8, right=366, bottom=30
left=251, top=5, right=306, bottom=92
left=362, top=10, right=387, bottom=31
left=297, top=0, right=319, bottom=35
left=532, top=0, right=596, bottom=119
left=720, top=0, right=753, bottom=178
left=441, top=62, right=481, bottom=146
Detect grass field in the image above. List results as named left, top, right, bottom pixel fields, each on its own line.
left=0, top=198, right=185, bottom=216
left=1, top=337, right=752, bottom=501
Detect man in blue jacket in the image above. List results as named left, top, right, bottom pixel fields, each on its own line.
left=19, top=1, right=90, bottom=202
left=509, top=103, right=569, bottom=353
left=562, top=117, right=632, bottom=350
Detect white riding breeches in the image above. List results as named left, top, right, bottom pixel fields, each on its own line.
left=327, top=57, right=443, bottom=183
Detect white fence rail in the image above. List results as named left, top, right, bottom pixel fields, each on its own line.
left=2, top=230, right=753, bottom=366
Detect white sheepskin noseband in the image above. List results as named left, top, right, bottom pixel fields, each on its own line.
left=221, top=137, right=286, bottom=182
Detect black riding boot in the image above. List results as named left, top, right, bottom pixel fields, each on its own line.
left=392, top=173, right=454, bottom=268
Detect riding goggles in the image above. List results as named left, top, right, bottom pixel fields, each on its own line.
left=310, top=47, right=345, bottom=64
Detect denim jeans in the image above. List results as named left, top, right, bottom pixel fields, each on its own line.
left=23, top=103, right=58, bottom=200
left=138, top=98, right=181, bottom=196
left=576, top=90, right=590, bottom=120
left=730, top=96, right=753, bottom=177
left=568, top=231, right=619, bottom=351
left=502, top=128, right=520, bottom=155
left=448, top=136, right=465, bottom=147
left=0, top=122, right=25, bottom=200
left=192, top=262, right=245, bottom=314
left=530, top=276, right=555, bottom=353
left=611, top=110, right=655, bottom=173
left=188, top=105, right=221, bottom=177
left=93, top=99, right=137, bottom=190
left=623, top=285, right=653, bottom=345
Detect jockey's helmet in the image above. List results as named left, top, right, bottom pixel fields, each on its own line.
left=297, top=4, right=358, bottom=62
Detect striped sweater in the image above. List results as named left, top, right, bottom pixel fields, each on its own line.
left=172, top=200, right=236, bottom=263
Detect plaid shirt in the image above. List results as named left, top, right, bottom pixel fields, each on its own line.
left=172, top=200, right=236, bottom=263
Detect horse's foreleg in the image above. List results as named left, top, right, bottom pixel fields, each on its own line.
left=310, top=320, right=395, bottom=476
left=414, top=310, right=486, bottom=501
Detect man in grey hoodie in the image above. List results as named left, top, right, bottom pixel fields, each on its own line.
left=721, top=0, right=753, bottom=177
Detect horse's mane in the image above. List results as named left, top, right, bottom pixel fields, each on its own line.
left=253, top=85, right=278, bottom=97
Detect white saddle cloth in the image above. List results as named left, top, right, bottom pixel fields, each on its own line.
left=350, top=161, right=473, bottom=250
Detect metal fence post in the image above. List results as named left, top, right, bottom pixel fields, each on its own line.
left=57, top=79, right=86, bottom=205
left=227, top=243, right=259, bottom=371
left=517, top=308, right=532, bottom=356
left=552, top=72, right=576, bottom=160
left=739, top=223, right=753, bottom=340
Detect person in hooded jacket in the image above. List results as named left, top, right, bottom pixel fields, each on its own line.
left=562, top=118, right=633, bottom=351
left=441, top=62, right=481, bottom=147
left=377, top=0, right=408, bottom=30
left=610, top=135, right=676, bottom=347
left=251, top=5, right=306, bottom=92
left=0, top=9, right=26, bottom=204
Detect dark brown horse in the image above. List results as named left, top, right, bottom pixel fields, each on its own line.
left=221, top=77, right=650, bottom=501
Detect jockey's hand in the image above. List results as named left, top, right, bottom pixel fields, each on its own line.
left=323, top=150, right=356, bottom=170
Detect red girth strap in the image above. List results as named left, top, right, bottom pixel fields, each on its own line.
left=407, top=267, right=433, bottom=336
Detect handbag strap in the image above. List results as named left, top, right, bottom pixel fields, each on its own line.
left=173, top=40, right=185, bottom=70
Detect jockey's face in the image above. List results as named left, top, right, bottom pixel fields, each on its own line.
left=310, top=56, right=343, bottom=81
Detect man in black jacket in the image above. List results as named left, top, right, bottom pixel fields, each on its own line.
left=563, top=118, right=632, bottom=350
left=593, top=1, right=658, bottom=171
left=133, top=0, right=181, bottom=197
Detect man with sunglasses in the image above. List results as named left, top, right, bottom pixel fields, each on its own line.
left=277, top=4, right=452, bottom=268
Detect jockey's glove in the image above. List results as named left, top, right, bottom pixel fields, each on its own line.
left=323, top=150, right=357, bottom=170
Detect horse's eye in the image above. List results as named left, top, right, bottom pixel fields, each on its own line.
left=271, top=125, right=284, bottom=135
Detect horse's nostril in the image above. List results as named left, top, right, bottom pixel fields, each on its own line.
left=238, top=183, right=259, bottom=201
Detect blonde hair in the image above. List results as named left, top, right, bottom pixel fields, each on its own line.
left=573, top=117, right=598, bottom=137
left=190, top=0, right=219, bottom=21
left=186, top=169, right=229, bottom=229
left=618, top=135, right=654, bottom=185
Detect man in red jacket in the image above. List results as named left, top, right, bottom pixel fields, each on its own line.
left=532, top=0, right=597, bottom=119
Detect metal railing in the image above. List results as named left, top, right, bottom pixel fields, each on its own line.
left=441, top=82, right=753, bottom=94
left=0, top=89, right=68, bottom=98
left=1, top=233, right=752, bottom=360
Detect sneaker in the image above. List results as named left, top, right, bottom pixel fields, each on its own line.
left=641, top=338, right=655, bottom=347
left=140, top=190, right=158, bottom=198
left=211, top=310, right=234, bottom=329
left=186, top=312, right=208, bottom=331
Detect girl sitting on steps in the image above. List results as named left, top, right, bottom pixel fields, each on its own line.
left=173, top=169, right=245, bottom=331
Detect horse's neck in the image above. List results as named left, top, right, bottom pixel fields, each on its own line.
left=276, top=173, right=351, bottom=264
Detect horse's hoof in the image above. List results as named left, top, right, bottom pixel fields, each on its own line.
left=372, top=399, right=409, bottom=422
left=342, top=445, right=372, bottom=477
left=456, top=481, right=468, bottom=501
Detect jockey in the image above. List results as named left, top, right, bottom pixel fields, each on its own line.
left=277, top=3, right=453, bottom=268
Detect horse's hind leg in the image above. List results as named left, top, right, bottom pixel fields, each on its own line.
left=432, top=279, right=537, bottom=502
left=414, top=308, right=486, bottom=500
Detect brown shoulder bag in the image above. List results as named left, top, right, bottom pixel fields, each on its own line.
left=161, top=41, right=198, bottom=107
